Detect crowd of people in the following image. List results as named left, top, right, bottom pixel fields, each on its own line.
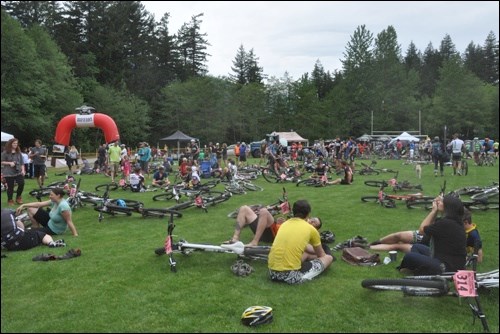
left=0, top=134, right=490, bottom=287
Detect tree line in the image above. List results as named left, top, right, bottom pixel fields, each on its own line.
left=1, top=1, right=498, bottom=153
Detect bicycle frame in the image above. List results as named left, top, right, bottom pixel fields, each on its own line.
left=160, top=212, right=270, bottom=273
left=361, top=242, right=495, bottom=332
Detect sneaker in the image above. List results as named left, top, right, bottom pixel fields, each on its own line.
left=16, top=197, right=23, bottom=204
left=8, top=200, right=15, bottom=206
left=49, top=239, right=66, bottom=248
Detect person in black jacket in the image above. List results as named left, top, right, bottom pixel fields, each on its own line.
left=398, top=195, right=466, bottom=275
left=1, top=209, right=65, bottom=251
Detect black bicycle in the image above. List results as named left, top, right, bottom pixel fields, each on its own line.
left=361, top=245, right=497, bottom=332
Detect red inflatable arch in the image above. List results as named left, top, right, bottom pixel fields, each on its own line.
left=54, top=113, right=120, bottom=146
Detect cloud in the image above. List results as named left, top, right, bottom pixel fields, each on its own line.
left=142, top=1, right=499, bottom=79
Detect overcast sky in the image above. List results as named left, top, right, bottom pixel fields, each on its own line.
left=141, top=1, right=499, bottom=80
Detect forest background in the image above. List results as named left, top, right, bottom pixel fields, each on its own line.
left=1, top=1, right=498, bottom=152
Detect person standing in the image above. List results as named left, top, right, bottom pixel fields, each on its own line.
left=29, top=139, right=47, bottom=188
left=97, top=143, right=107, bottom=172
left=107, top=142, right=122, bottom=183
left=431, top=136, right=445, bottom=177
left=21, top=147, right=31, bottom=178
left=1, top=138, right=26, bottom=205
left=68, top=145, right=80, bottom=169
left=447, top=133, right=464, bottom=175
left=138, top=142, right=152, bottom=177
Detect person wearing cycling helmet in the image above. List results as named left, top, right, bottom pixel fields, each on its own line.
left=268, top=200, right=334, bottom=284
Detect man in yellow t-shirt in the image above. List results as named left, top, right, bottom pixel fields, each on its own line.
left=268, top=200, right=334, bottom=284
left=107, top=142, right=122, bottom=183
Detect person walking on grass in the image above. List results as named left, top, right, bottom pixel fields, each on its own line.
left=29, top=139, right=47, bottom=188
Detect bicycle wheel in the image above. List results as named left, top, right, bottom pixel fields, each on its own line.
left=225, top=185, right=247, bottom=195
left=109, top=199, right=143, bottom=209
left=464, top=200, right=499, bottom=211
left=141, top=208, right=183, bottom=218
left=242, top=182, right=264, bottom=191
left=364, top=180, right=386, bottom=188
left=166, top=200, right=195, bottom=211
left=94, top=205, right=134, bottom=216
left=406, top=199, right=433, bottom=210
left=152, top=192, right=176, bottom=201
left=361, top=196, right=395, bottom=208
left=296, top=179, right=319, bottom=187
left=46, top=181, right=67, bottom=187
left=261, top=168, right=278, bottom=183
left=29, top=188, right=52, bottom=197
left=359, top=169, right=380, bottom=176
left=361, top=278, right=449, bottom=296
left=95, top=183, right=119, bottom=192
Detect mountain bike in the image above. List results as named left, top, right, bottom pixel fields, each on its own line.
left=164, top=188, right=232, bottom=213
left=361, top=186, right=433, bottom=208
left=155, top=211, right=270, bottom=273
left=364, top=171, right=423, bottom=192
left=361, top=245, right=497, bottom=332
left=94, top=184, right=144, bottom=222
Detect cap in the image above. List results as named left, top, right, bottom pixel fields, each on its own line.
left=159, top=165, right=165, bottom=169
left=120, top=144, right=126, bottom=147
left=434, top=136, right=439, bottom=141
left=216, top=143, right=219, bottom=145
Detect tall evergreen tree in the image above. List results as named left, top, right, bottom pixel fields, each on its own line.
left=482, top=31, right=499, bottom=85
left=176, top=13, right=210, bottom=80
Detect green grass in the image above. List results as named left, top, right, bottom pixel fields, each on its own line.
left=1, top=159, right=499, bottom=333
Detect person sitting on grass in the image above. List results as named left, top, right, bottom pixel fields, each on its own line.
left=129, top=167, right=146, bottom=192
left=369, top=208, right=482, bottom=262
left=398, top=195, right=466, bottom=275
left=152, top=166, right=170, bottom=188
left=15, top=188, right=78, bottom=237
left=268, top=200, right=334, bottom=284
left=330, top=160, right=353, bottom=185
left=1, top=209, right=66, bottom=251
left=224, top=205, right=322, bottom=247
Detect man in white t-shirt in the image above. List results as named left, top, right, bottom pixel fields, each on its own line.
left=447, top=133, right=465, bottom=175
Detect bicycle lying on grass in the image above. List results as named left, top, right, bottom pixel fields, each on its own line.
left=155, top=211, right=270, bottom=273
left=364, top=171, right=423, bottom=192
left=361, top=245, right=498, bottom=332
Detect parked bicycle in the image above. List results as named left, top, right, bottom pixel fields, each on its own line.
left=361, top=245, right=497, bottom=332
left=154, top=211, right=270, bottom=273
left=361, top=186, right=433, bottom=208
left=364, top=171, right=423, bottom=192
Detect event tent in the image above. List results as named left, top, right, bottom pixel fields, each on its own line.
left=388, top=132, right=420, bottom=145
left=1, top=131, right=14, bottom=142
left=159, top=130, right=197, bottom=159
left=269, top=131, right=309, bottom=146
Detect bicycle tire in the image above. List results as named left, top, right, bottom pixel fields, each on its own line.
left=109, top=199, right=143, bottom=209
left=94, top=206, right=133, bottom=216
left=242, top=182, right=264, bottom=191
left=406, top=199, right=434, bottom=210
left=29, top=188, right=53, bottom=197
left=361, top=196, right=395, bottom=208
left=361, top=278, right=449, bottom=296
left=296, top=179, right=319, bottom=187
left=261, top=168, right=278, bottom=183
left=203, top=191, right=232, bottom=205
left=141, top=208, right=183, bottom=218
left=225, top=186, right=247, bottom=195
left=463, top=200, right=499, bottom=211
left=152, top=192, right=176, bottom=201
left=364, top=180, right=386, bottom=188
left=46, top=181, right=67, bottom=187
left=95, top=183, right=119, bottom=192
left=166, top=200, right=195, bottom=211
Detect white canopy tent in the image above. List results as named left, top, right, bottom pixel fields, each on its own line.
left=388, top=132, right=420, bottom=146
left=1, top=131, right=14, bottom=142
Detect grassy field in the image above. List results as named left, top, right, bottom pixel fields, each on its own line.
left=1, top=158, right=498, bottom=333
